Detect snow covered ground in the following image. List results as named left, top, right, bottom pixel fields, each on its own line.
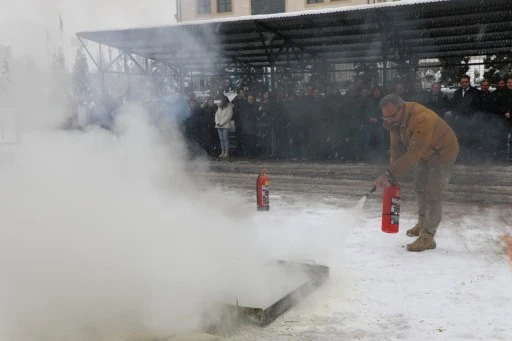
left=186, top=160, right=512, bottom=341
left=223, top=193, right=512, bottom=341
left=2, top=132, right=510, bottom=341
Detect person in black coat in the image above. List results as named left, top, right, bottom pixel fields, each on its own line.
left=451, top=75, right=481, bottom=119
left=341, top=83, right=363, bottom=160
left=230, top=89, right=247, bottom=154
left=306, top=88, right=328, bottom=160
left=479, top=80, right=497, bottom=114
left=258, top=91, right=276, bottom=158
left=184, top=98, right=202, bottom=148
left=450, top=75, right=482, bottom=159
left=199, top=97, right=219, bottom=156
left=359, top=86, right=384, bottom=161
left=285, top=93, right=308, bottom=160
left=425, top=82, right=449, bottom=118
left=493, top=78, right=506, bottom=98
left=495, top=77, right=512, bottom=118
left=478, top=80, right=504, bottom=157
left=239, top=94, right=260, bottom=157
left=408, top=80, right=429, bottom=105
left=495, top=77, right=512, bottom=157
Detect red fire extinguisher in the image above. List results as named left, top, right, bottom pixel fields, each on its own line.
left=382, top=185, right=400, bottom=233
left=256, top=168, right=269, bottom=211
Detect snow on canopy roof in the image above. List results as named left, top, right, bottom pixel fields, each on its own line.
left=82, top=0, right=450, bottom=31
left=77, top=0, right=512, bottom=70
left=171, top=0, right=450, bottom=27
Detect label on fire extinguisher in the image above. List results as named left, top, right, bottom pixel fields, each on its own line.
left=262, top=185, right=269, bottom=205
left=390, top=197, right=400, bottom=225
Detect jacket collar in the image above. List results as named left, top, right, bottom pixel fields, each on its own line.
left=400, top=102, right=412, bottom=130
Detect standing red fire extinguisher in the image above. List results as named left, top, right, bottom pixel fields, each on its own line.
left=256, top=168, right=269, bottom=211
left=382, top=185, right=400, bottom=233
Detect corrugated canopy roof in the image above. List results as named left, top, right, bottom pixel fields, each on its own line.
left=76, top=0, right=512, bottom=70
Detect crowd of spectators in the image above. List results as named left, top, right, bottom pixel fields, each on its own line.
left=184, top=84, right=389, bottom=161
left=182, top=75, right=512, bottom=163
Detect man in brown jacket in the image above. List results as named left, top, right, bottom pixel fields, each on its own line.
left=375, top=94, right=459, bottom=252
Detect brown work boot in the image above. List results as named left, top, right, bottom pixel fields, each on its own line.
left=406, top=236, right=436, bottom=252
left=406, top=224, right=422, bottom=237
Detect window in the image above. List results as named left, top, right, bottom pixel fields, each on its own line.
left=251, top=0, right=285, bottom=15
left=217, top=0, right=232, bottom=13
left=197, top=0, right=211, bottom=14
left=307, top=0, right=324, bottom=4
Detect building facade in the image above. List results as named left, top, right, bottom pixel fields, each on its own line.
left=176, top=0, right=397, bottom=22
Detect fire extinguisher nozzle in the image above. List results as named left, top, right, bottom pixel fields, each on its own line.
left=366, top=185, right=377, bottom=197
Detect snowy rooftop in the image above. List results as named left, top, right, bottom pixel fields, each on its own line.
left=76, top=0, right=512, bottom=69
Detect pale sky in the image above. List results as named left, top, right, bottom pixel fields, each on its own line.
left=0, top=0, right=177, bottom=70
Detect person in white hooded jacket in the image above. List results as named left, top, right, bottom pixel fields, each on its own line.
left=215, top=96, right=234, bottom=158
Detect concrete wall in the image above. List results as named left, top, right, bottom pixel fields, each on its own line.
left=179, top=0, right=250, bottom=22
left=178, top=0, right=395, bottom=22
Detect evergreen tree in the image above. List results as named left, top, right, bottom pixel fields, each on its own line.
left=424, top=69, right=436, bottom=84
left=354, top=62, right=379, bottom=88
left=237, top=67, right=265, bottom=95
left=209, top=73, right=231, bottom=99
left=483, top=55, right=512, bottom=83
left=72, top=47, right=90, bottom=101
left=148, top=61, right=179, bottom=98
left=308, top=61, right=332, bottom=89
left=473, top=69, right=483, bottom=84
left=275, top=69, right=298, bottom=94
left=439, top=56, right=470, bottom=85
left=394, top=60, right=422, bottom=85
left=51, top=48, right=69, bottom=97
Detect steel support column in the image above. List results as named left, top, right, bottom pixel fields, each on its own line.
left=77, top=37, right=101, bottom=72
left=98, top=44, right=105, bottom=95
left=270, top=65, right=276, bottom=93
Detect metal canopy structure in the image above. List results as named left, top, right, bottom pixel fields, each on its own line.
left=76, top=0, right=512, bottom=72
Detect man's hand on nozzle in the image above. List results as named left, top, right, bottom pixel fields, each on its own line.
left=376, top=173, right=390, bottom=188
left=376, top=170, right=398, bottom=188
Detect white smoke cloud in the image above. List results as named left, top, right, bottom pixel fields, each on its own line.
left=0, top=100, right=268, bottom=340
left=0, top=1, right=358, bottom=338
left=0, top=91, right=359, bottom=339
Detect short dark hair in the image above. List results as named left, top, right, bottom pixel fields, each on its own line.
left=461, top=75, right=471, bottom=82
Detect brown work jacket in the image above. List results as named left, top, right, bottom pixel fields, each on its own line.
left=383, top=102, right=459, bottom=177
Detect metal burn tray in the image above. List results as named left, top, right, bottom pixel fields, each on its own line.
left=224, top=260, right=330, bottom=326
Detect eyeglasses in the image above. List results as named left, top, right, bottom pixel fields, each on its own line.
left=382, top=105, right=402, bottom=122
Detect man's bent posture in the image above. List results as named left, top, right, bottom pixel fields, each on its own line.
left=375, top=94, right=459, bottom=252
